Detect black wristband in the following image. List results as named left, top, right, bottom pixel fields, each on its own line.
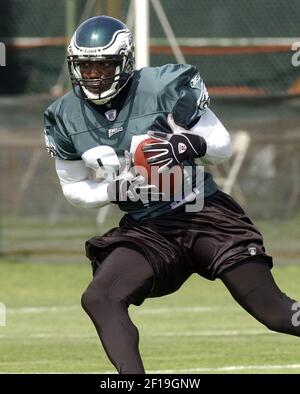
left=189, top=134, right=207, bottom=159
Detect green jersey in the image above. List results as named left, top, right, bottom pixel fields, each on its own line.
left=44, top=64, right=218, bottom=219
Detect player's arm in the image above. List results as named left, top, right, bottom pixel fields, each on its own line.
left=188, top=108, right=232, bottom=165
left=44, top=108, right=111, bottom=209
left=144, top=110, right=232, bottom=172
left=56, top=154, right=164, bottom=208
left=143, top=68, right=232, bottom=171
left=55, top=157, right=111, bottom=209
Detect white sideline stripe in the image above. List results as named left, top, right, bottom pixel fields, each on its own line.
left=2, top=364, right=300, bottom=374
left=148, top=364, right=300, bottom=374
left=153, top=329, right=274, bottom=337
left=136, top=306, right=238, bottom=314
left=7, top=305, right=238, bottom=314
left=0, top=329, right=274, bottom=339
left=7, top=306, right=80, bottom=314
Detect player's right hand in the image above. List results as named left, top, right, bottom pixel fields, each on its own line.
left=107, top=151, right=165, bottom=203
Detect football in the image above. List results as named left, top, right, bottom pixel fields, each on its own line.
left=134, top=138, right=183, bottom=196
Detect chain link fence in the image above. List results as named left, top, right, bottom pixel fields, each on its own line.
left=0, top=95, right=300, bottom=260
left=1, top=0, right=300, bottom=95
left=0, top=0, right=300, bottom=260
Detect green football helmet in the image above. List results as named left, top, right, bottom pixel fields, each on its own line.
left=67, top=15, right=135, bottom=104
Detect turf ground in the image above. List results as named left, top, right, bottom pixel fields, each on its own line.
left=0, top=258, right=300, bottom=374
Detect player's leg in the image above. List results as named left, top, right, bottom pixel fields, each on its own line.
left=219, top=256, right=300, bottom=336
left=81, top=246, right=154, bottom=374
left=184, top=190, right=300, bottom=334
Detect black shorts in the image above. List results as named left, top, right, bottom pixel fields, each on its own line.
left=86, top=190, right=273, bottom=301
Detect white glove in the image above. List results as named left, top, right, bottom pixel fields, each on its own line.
left=107, top=151, right=165, bottom=203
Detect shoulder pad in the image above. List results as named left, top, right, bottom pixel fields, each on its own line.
left=44, top=102, right=80, bottom=160
left=171, top=65, right=210, bottom=128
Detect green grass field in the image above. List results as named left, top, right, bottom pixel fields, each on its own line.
left=1, top=258, right=300, bottom=374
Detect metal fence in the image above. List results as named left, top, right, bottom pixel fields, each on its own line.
left=1, top=0, right=300, bottom=96
left=0, top=95, right=300, bottom=260
left=0, top=0, right=300, bottom=261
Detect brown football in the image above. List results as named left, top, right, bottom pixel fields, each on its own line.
left=134, top=138, right=183, bottom=196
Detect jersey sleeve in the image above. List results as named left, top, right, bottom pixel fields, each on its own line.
left=44, top=108, right=81, bottom=160
left=171, top=65, right=210, bottom=129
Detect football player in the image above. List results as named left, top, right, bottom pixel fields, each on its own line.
left=44, top=16, right=300, bottom=374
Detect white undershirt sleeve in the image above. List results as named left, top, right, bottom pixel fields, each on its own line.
left=190, top=108, right=232, bottom=165
left=55, top=157, right=110, bottom=209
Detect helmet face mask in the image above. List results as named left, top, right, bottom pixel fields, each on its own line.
left=67, top=16, right=135, bottom=105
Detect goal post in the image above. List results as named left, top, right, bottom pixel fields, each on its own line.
left=134, top=0, right=150, bottom=69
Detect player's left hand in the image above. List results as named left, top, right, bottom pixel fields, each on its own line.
left=143, top=114, right=207, bottom=173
